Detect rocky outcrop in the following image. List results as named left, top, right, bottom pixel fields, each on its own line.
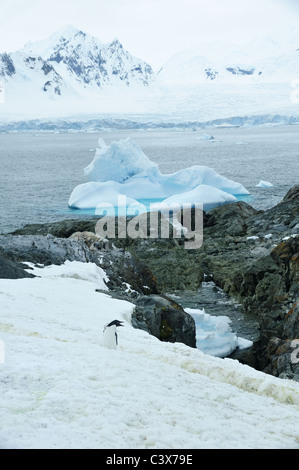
left=10, top=218, right=98, bottom=238
left=264, top=332, right=299, bottom=381
left=0, top=233, right=94, bottom=266
left=0, top=232, right=158, bottom=297
left=131, top=294, right=196, bottom=348
left=283, top=184, right=299, bottom=202
left=0, top=250, right=35, bottom=279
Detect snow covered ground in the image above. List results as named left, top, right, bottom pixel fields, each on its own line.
left=1, top=261, right=299, bottom=449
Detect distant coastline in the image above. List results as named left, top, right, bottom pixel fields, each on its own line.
left=1, top=113, right=299, bottom=133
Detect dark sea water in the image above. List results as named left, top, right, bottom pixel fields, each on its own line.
left=1, top=125, right=298, bottom=342
left=1, top=125, right=298, bottom=234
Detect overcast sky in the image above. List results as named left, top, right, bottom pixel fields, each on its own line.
left=0, top=0, right=298, bottom=69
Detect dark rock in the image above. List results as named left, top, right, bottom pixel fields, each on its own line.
left=283, top=185, right=299, bottom=202
left=0, top=232, right=158, bottom=297
left=246, top=190, right=299, bottom=236
left=0, top=251, right=35, bottom=279
left=10, top=218, right=98, bottom=238
left=205, top=201, right=261, bottom=237
left=123, top=238, right=204, bottom=291
left=228, top=343, right=258, bottom=369
left=131, top=294, right=196, bottom=348
left=0, top=52, right=16, bottom=77
left=68, top=231, right=159, bottom=296
left=264, top=336, right=299, bottom=381
left=0, top=234, right=94, bottom=266
left=283, top=301, right=299, bottom=340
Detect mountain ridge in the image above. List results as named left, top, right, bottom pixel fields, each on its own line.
left=1, top=26, right=299, bottom=120
left=0, top=25, right=154, bottom=100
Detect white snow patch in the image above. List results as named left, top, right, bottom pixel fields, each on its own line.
left=25, top=260, right=109, bottom=290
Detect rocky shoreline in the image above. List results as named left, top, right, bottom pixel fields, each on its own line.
left=1, top=185, right=298, bottom=380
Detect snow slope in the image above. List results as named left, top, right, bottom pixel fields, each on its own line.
left=157, top=35, right=299, bottom=85
left=1, top=261, right=299, bottom=449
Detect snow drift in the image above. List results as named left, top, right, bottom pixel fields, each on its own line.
left=68, top=137, right=249, bottom=212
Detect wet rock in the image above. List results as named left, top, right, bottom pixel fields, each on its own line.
left=204, top=201, right=261, bottom=237
left=10, top=218, right=98, bottom=238
left=131, top=294, right=196, bottom=348
left=283, top=301, right=299, bottom=339
left=0, top=232, right=159, bottom=297
left=68, top=231, right=159, bottom=296
left=264, top=336, right=299, bottom=382
left=0, top=234, right=94, bottom=266
left=0, top=250, right=35, bottom=279
left=283, top=184, right=299, bottom=202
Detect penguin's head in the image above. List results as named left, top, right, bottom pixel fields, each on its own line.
left=103, top=319, right=124, bottom=332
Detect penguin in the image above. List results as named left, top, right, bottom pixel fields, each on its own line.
left=102, top=320, right=124, bottom=349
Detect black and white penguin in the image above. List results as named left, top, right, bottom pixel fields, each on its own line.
left=102, top=320, right=124, bottom=349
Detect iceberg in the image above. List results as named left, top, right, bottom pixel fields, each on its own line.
left=185, top=307, right=253, bottom=358
left=256, top=180, right=274, bottom=188
left=68, top=137, right=249, bottom=211
left=196, top=133, right=215, bottom=141
left=84, top=137, right=159, bottom=183
left=151, top=185, right=237, bottom=209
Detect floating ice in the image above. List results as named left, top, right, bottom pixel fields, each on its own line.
left=68, top=137, right=249, bottom=211
left=154, top=185, right=237, bottom=208
left=196, top=133, right=214, bottom=140
left=256, top=180, right=274, bottom=188
left=84, top=137, right=159, bottom=183
left=185, top=307, right=253, bottom=358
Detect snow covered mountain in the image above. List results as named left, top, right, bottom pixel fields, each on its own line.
left=157, top=37, right=299, bottom=85
left=0, top=25, right=153, bottom=102
left=0, top=28, right=299, bottom=122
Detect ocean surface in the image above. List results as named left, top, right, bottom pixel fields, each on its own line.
left=1, top=125, right=298, bottom=342
left=1, top=125, right=298, bottom=234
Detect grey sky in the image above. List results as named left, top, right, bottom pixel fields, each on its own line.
left=0, top=0, right=298, bottom=69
